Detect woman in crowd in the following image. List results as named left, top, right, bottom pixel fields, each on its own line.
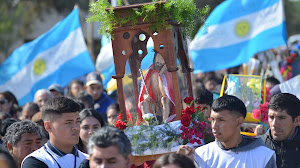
left=67, top=79, right=84, bottom=98
left=0, top=91, right=19, bottom=119
left=77, top=108, right=104, bottom=153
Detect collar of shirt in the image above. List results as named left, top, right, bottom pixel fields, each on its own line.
left=46, top=141, right=79, bottom=157
left=288, top=127, right=298, bottom=141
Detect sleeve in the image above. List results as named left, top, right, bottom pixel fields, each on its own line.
left=22, top=156, right=48, bottom=168
left=265, top=153, right=277, bottom=168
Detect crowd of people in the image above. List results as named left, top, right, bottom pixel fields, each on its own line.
left=0, top=65, right=299, bottom=168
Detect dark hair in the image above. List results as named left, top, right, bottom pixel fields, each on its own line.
left=79, top=108, right=105, bottom=127
left=194, top=86, right=213, bottom=106
left=22, top=102, right=39, bottom=113
left=152, top=153, right=196, bottom=168
left=212, top=95, right=247, bottom=118
left=0, top=145, right=18, bottom=168
left=1, top=91, right=18, bottom=106
left=268, top=93, right=300, bottom=120
left=3, top=120, right=42, bottom=147
left=106, top=103, right=120, bottom=114
left=77, top=108, right=105, bottom=152
left=0, top=91, right=19, bottom=117
left=41, top=97, right=81, bottom=122
left=88, top=126, right=132, bottom=158
left=0, top=118, right=17, bottom=137
left=266, top=77, right=280, bottom=86
left=75, top=91, right=94, bottom=109
left=67, top=79, right=84, bottom=98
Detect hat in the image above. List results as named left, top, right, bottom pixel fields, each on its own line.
left=48, top=84, right=64, bottom=94
left=86, top=72, right=103, bottom=86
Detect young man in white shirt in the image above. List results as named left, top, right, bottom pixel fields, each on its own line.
left=194, top=95, right=276, bottom=168
left=22, top=97, right=87, bottom=168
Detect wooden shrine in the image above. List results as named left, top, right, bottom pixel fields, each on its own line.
left=109, top=2, right=194, bottom=122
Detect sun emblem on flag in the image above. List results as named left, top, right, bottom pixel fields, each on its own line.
left=235, top=21, right=250, bottom=37
left=33, top=59, right=46, bottom=75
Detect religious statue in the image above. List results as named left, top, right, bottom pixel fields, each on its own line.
left=139, top=52, right=176, bottom=123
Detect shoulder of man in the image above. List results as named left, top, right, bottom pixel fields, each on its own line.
left=22, top=156, right=48, bottom=168
left=21, top=147, right=50, bottom=168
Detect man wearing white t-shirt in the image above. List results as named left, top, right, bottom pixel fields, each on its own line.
left=22, top=97, right=87, bottom=168
left=194, top=95, right=276, bottom=168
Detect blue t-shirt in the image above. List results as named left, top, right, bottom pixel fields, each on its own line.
left=94, top=92, right=115, bottom=122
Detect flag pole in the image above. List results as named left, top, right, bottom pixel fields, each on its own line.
left=76, top=3, right=96, bottom=64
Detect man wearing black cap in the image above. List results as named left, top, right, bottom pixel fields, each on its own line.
left=85, top=72, right=115, bottom=122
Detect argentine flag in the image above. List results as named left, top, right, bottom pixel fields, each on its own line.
left=0, top=8, right=95, bottom=105
left=96, top=36, right=155, bottom=91
left=189, top=0, right=287, bottom=73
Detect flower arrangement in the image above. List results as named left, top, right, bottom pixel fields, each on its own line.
left=252, top=102, right=269, bottom=122
left=180, top=96, right=214, bottom=145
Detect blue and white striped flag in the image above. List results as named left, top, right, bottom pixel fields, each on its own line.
left=189, top=0, right=287, bottom=73
left=96, top=36, right=155, bottom=90
left=0, top=8, right=95, bottom=105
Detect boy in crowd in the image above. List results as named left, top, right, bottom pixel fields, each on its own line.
left=22, top=97, right=87, bottom=168
left=194, top=86, right=213, bottom=118
left=194, top=95, right=276, bottom=168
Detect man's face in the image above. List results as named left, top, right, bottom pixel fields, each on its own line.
left=48, top=112, right=80, bottom=147
left=204, top=80, right=216, bottom=92
left=86, top=84, right=103, bottom=101
left=35, top=93, right=52, bottom=108
left=196, top=103, right=211, bottom=118
left=268, top=109, right=299, bottom=141
left=89, top=145, right=131, bottom=168
left=9, top=132, right=42, bottom=165
left=210, top=110, right=241, bottom=145
left=154, top=54, right=165, bottom=72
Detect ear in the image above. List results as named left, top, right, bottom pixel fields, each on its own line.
left=6, top=142, right=13, bottom=153
left=126, top=154, right=134, bottom=167
left=44, top=121, right=52, bottom=133
left=236, top=116, right=244, bottom=127
left=294, top=116, right=300, bottom=126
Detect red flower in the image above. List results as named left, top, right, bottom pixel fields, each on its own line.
left=287, top=57, right=294, bottom=64
left=115, top=120, right=127, bottom=130
left=181, top=113, right=191, bottom=127
left=252, top=109, right=261, bottom=120
left=196, top=105, right=204, bottom=111
left=185, top=107, right=196, bottom=114
left=184, top=96, right=193, bottom=104
left=117, top=114, right=121, bottom=120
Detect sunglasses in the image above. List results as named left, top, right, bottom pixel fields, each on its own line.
left=0, top=99, right=8, bottom=105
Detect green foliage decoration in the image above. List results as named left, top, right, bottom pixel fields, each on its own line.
left=87, top=0, right=210, bottom=39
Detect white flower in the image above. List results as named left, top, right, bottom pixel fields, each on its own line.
left=142, top=113, right=155, bottom=121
